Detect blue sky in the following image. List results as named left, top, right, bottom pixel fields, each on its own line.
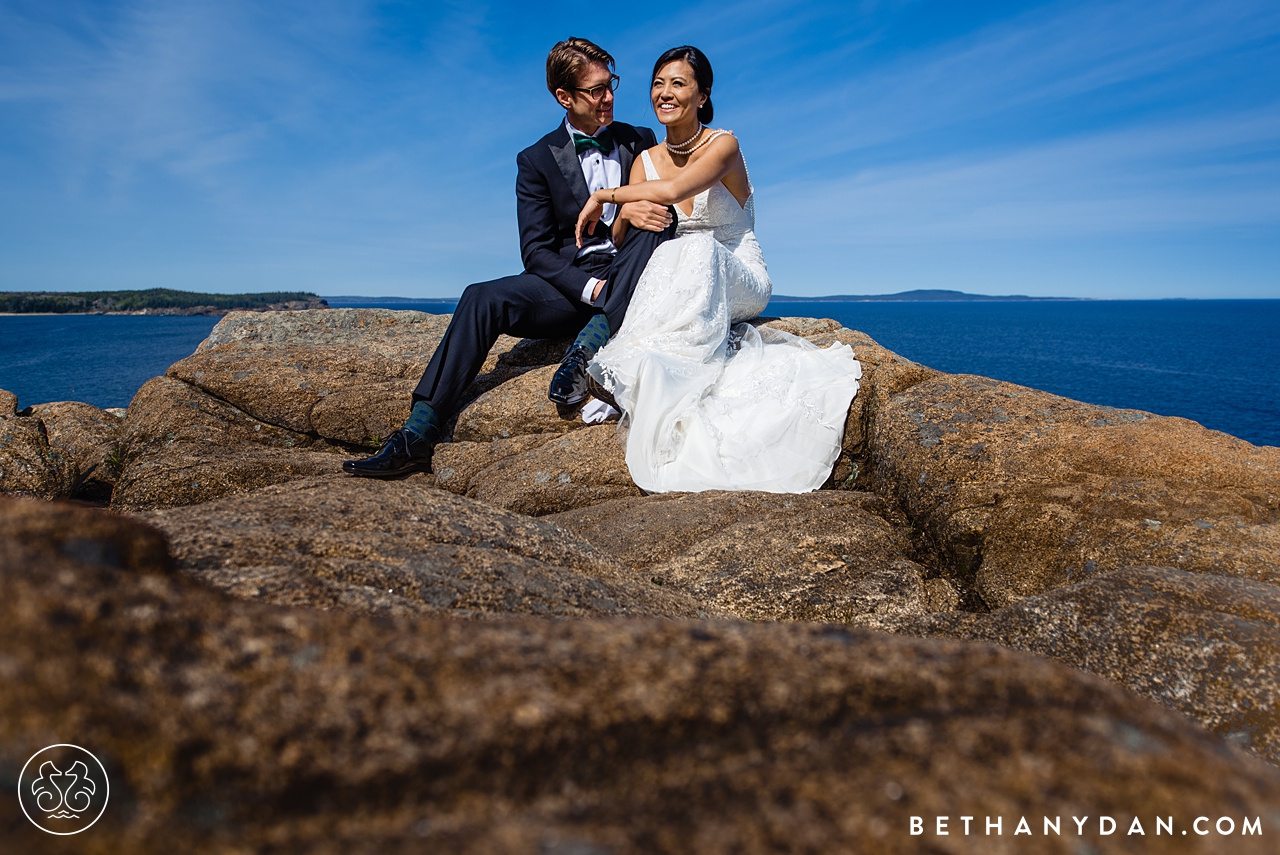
left=0, top=0, right=1277, bottom=299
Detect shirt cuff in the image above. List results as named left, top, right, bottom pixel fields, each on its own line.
left=583, top=278, right=603, bottom=305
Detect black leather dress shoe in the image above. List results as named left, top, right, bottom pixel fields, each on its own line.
left=342, top=429, right=436, bottom=478
left=548, top=344, right=591, bottom=408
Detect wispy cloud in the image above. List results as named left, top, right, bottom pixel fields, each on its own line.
left=763, top=108, right=1280, bottom=244
left=750, top=0, right=1280, bottom=165
left=0, top=0, right=1276, bottom=296
left=733, top=0, right=1280, bottom=296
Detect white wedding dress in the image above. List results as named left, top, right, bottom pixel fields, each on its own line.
left=588, top=148, right=862, bottom=494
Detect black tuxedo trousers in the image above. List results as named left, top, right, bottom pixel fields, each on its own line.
left=412, top=218, right=676, bottom=420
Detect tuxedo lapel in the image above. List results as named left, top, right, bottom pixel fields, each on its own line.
left=617, top=128, right=636, bottom=187
left=549, top=126, right=592, bottom=210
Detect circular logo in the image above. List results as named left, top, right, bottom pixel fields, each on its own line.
left=17, top=744, right=110, bottom=835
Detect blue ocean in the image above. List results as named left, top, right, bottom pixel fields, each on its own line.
left=1, top=299, right=1276, bottom=448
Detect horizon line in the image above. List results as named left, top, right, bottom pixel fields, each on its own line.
left=321, top=293, right=1279, bottom=303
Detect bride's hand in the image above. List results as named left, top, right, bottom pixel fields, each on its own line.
left=576, top=194, right=605, bottom=248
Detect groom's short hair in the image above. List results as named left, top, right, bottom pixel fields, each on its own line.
left=546, top=37, right=615, bottom=96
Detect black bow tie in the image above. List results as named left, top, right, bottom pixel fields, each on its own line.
left=573, top=128, right=615, bottom=156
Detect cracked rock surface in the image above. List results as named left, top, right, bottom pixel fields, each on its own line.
left=899, top=565, right=1280, bottom=762
left=143, top=475, right=706, bottom=620
left=872, top=374, right=1280, bottom=609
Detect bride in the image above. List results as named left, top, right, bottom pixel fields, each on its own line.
left=575, top=46, right=862, bottom=494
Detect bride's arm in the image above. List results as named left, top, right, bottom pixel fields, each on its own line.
left=609, top=157, right=646, bottom=248
left=617, top=135, right=740, bottom=206
left=577, top=134, right=740, bottom=246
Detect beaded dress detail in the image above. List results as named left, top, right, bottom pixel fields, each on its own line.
left=588, top=147, right=861, bottom=493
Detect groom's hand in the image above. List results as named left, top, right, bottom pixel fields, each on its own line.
left=619, top=200, right=673, bottom=232
left=576, top=195, right=606, bottom=248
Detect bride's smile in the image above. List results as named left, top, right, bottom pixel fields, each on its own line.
left=651, top=60, right=706, bottom=142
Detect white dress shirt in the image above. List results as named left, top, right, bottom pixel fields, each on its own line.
left=566, top=117, right=622, bottom=305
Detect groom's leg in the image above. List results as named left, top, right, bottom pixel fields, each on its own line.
left=546, top=220, right=675, bottom=411
left=413, top=273, right=591, bottom=421
left=598, top=214, right=677, bottom=334
left=345, top=273, right=589, bottom=478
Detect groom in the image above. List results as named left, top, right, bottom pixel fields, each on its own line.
left=345, top=37, right=675, bottom=478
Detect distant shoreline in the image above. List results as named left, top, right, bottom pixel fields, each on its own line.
left=0, top=289, right=326, bottom=315
left=0, top=309, right=311, bottom=317
left=0, top=311, right=232, bottom=317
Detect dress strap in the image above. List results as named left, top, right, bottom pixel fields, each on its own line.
left=702, top=129, right=729, bottom=148
left=640, top=149, right=660, bottom=181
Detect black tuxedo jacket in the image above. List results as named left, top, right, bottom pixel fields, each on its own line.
left=515, top=121, right=657, bottom=302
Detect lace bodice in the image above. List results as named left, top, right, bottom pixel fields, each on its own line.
left=633, top=145, right=770, bottom=325
left=641, top=149, right=760, bottom=253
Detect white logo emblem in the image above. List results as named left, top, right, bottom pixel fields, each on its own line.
left=18, top=744, right=110, bottom=835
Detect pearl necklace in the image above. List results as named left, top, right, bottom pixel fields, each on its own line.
left=685, top=129, right=724, bottom=157
left=665, top=125, right=705, bottom=155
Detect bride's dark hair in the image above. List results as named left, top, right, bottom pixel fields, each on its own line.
left=652, top=46, right=714, bottom=124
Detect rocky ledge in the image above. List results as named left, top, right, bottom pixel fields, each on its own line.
left=2, top=308, right=1278, bottom=853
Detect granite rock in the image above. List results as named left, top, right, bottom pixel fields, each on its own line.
left=168, top=309, right=451, bottom=438
left=141, top=475, right=704, bottom=619
left=0, top=411, right=75, bottom=499
left=110, top=375, right=339, bottom=510
left=27, top=400, right=124, bottom=499
left=439, top=424, right=643, bottom=516
left=111, top=444, right=342, bottom=511
left=901, top=565, right=1280, bottom=763
left=873, top=374, right=1280, bottom=608
left=170, top=341, right=415, bottom=436
left=0, top=493, right=172, bottom=574
left=432, top=433, right=554, bottom=494
left=309, top=377, right=417, bottom=448
left=169, top=309, right=569, bottom=443
left=5, top=495, right=1279, bottom=853
left=0, top=395, right=121, bottom=500
left=119, top=375, right=315, bottom=457
left=453, top=363, right=588, bottom=442
left=551, top=490, right=935, bottom=627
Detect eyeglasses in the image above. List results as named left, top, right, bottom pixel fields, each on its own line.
left=569, top=75, right=620, bottom=102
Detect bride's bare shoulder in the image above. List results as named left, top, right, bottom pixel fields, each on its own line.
left=637, top=144, right=674, bottom=180
left=705, top=129, right=741, bottom=155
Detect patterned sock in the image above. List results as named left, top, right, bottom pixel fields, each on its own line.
left=402, top=400, right=440, bottom=441
left=573, top=313, right=611, bottom=356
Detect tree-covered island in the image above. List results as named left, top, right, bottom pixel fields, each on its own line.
left=0, top=289, right=328, bottom=315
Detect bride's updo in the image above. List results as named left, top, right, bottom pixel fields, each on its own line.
left=653, top=46, right=714, bottom=124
